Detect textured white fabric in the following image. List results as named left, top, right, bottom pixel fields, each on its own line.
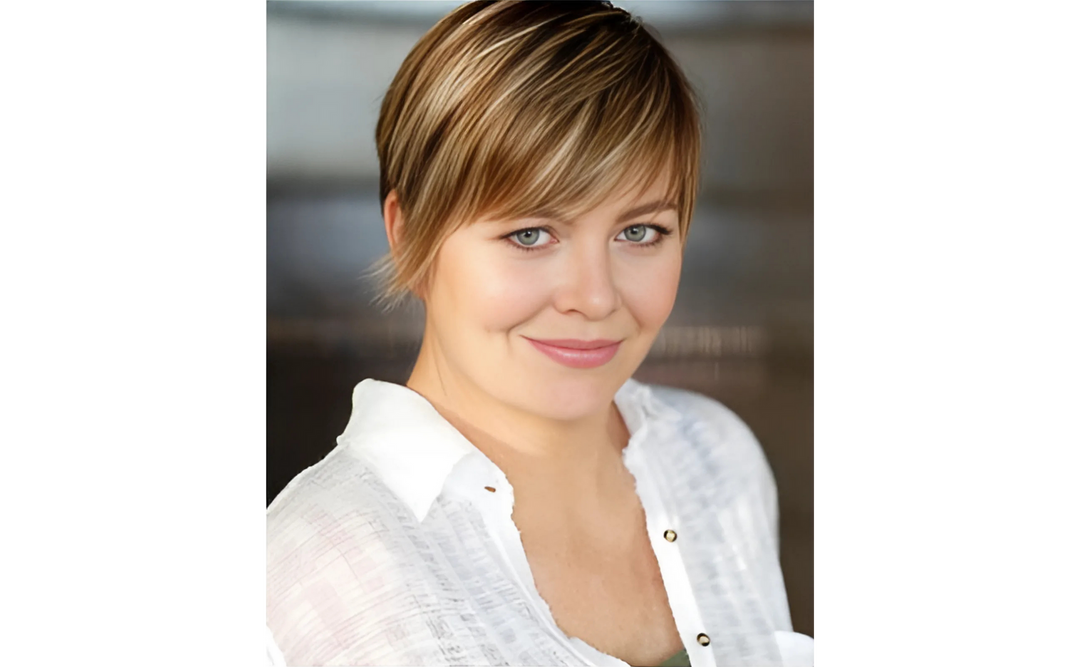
left=266, top=378, right=812, bottom=666
left=266, top=625, right=287, bottom=666
left=773, top=631, right=815, bottom=666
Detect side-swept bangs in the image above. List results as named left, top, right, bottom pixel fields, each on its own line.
left=375, top=0, right=701, bottom=305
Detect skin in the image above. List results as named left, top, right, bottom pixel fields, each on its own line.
left=383, top=175, right=687, bottom=665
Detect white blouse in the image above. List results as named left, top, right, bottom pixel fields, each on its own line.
left=266, top=378, right=813, bottom=666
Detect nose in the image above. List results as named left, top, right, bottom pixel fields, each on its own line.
left=551, top=243, right=621, bottom=320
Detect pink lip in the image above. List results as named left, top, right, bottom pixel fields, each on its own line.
left=524, top=337, right=622, bottom=369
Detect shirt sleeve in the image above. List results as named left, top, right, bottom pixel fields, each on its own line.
left=755, top=425, right=782, bottom=556
left=715, top=398, right=779, bottom=555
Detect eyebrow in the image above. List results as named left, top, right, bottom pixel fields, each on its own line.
left=615, top=200, right=678, bottom=224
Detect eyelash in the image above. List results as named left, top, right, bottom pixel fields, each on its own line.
left=502, top=224, right=673, bottom=253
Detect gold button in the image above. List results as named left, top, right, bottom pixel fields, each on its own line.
left=483, top=486, right=496, bottom=493
left=696, top=633, right=710, bottom=646
left=663, top=529, right=677, bottom=542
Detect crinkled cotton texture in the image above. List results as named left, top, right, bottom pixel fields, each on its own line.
left=266, top=378, right=812, bottom=666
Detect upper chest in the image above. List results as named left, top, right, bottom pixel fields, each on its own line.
left=509, top=480, right=686, bottom=666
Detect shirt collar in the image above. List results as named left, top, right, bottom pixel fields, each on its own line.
left=338, top=379, right=479, bottom=522
left=338, top=377, right=680, bottom=522
left=614, top=376, right=683, bottom=432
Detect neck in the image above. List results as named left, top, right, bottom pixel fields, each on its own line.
left=406, top=330, right=630, bottom=498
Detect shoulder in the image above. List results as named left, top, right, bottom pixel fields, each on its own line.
left=267, top=443, right=415, bottom=586
left=648, top=383, right=754, bottom=437
left=647, top=384, right=764, bottom=459
left=643, top=382, right=777, bottom=494
left=267, top=445, right=387, bottom=545
left=266, top=447, right=423, bottom=665
left=267, top=444, right=406, bottom=599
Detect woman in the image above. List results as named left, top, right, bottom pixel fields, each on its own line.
left=266, top=2, right=812, bottom=665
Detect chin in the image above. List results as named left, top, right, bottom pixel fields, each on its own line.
left=514, top=370, right=629, bottom=422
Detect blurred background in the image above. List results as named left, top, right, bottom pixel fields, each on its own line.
left=267, top=0, right=813, bottom=637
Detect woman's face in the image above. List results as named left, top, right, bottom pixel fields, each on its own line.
left=422, top=176, right=683, bottom=421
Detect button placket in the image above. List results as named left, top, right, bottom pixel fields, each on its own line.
left=660, top=525, right=713, bottom=659
left=630, top=457, right=717, bottom=664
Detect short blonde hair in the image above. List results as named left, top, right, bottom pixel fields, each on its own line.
left=374, top=0, right=701, bottom=305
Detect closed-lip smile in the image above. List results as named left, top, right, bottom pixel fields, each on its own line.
left=523, top=337, right=622, bottom=369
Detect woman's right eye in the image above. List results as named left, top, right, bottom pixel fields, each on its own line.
left=508, top=227, right=552, bottom=249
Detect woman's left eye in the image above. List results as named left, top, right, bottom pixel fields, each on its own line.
left=617, top=224, right=659, bottom=244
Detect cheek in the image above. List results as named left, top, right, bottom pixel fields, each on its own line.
left=618, top=252, right=681, bottom=331
left=437, top=239, right=549, bottom=333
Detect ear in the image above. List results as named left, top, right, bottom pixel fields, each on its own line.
left=382, top=189, right=405, bottom=258
left=382, top=190, right=428, bottom=300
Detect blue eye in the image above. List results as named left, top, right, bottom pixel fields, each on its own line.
left=509, top=228, right=551, bottom=248
left=617, top=224, right=664, bottom=244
